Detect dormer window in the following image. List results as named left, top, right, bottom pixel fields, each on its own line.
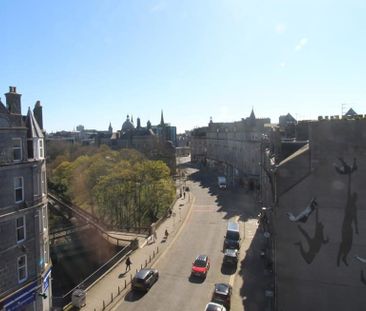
left=12, top=138, right=22, bottom=161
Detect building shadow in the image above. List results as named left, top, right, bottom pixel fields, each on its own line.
left=188, top=168, right=258, bottom=222
left=240, top=227, right=273, bottom=311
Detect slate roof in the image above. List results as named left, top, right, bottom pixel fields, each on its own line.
left=25, top=107, right=43, bottom=138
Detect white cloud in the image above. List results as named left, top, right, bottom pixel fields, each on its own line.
left=295, top=37, right=309, bottom=51
left=275, top=23, right=286, bottom=34
left=280, top=62, right=286, bottom=68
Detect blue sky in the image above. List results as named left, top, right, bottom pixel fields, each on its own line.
left=0, top=0, right=365, bottom=133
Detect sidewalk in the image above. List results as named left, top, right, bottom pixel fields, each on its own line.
left=70, top=183, right=194, bottom=311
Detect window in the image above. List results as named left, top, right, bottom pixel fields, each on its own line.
left=41, top=171, right=46, bottom=196
left=14, top=177, right=24, bottom=203
left=44, top=240, right=50, bottom=266
left=42, top=206, right=48, bottom=231
left=17, top=255, right=27, bottom=283
left=39, top=139, right=44, bottom=159
left=12, top=138, right=22, bottom=161
left=16, top=216, right=26, bottom=243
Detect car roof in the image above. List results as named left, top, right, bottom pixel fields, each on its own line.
left=135, top=268, right=154, bottom=279
left=214, top=283, right=231, bottom=295
left=205, top=302, right=225, bottom=311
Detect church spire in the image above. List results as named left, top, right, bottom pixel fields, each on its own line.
left=160, top=110, right=164, bottom=126
left=249, top=107, right=256, bottom=120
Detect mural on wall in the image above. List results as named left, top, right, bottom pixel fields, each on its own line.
left=294, top=208, right=329, bottom=264
left=335, top=158, right=358, bottom=267
left=287, top=198, right=317, bottom=223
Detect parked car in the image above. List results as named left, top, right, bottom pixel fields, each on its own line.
left=211, top=283, right=232, bottom=310
left=131, top=268, right=159, bottom=292
left=204, top=302, right=227, bottom=311
left=223, top=248, right=239, bottom=266
left=191, top=255, right=210, bottom=278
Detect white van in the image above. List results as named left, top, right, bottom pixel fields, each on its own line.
left=218, top=176, right=227, bottom=189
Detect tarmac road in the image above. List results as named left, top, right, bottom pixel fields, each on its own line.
left=113, top=166, right=256, bottom=311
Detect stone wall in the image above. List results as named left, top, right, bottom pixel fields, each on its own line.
left=273, top=118, right=366, bottom=311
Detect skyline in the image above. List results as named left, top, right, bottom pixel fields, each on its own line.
left=0, top=0, right=365, bottom=133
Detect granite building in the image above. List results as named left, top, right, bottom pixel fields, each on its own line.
left=191, top=110, right=270, bottom=187
left=0, top=87, right=51, bottom=310
left=260, top=113, right=366, bottom=311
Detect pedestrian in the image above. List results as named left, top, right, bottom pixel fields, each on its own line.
left=183, top=191, right=186, bottom=199
left=153, top=231, right=157, bottom=242
left=125, top=256, right=132, bottom=271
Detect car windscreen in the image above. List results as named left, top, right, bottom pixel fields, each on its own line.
left=226, top=230, right=239, bottom=240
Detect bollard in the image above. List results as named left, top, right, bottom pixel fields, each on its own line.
left=118, top=285, right=120, bottom=295
left=145, top=259, right=147, bottom=266
left=111, top=293, right=113, bottom=302
left=103, top=300, right=105, bottom=310
left=149, top=255, right=151, bottom=263
left=125, top=279, right=127, bottom=288
left=153, top=250, right=155, bottom=257
left=141, top=264, right=143, bottom=269
left=130, top=274, right=133, bottom=282
left=157, top=246, right=159, bottom=253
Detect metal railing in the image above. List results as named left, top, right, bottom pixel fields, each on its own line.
left=48, top=193, right=128, bottom=246
left=52, top=243, right=134, bottom=308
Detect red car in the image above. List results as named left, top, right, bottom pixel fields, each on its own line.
left=191, top=255, right=210, bottom=278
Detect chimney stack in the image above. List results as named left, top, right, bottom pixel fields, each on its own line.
left=5, top=86, right=22, bottom=114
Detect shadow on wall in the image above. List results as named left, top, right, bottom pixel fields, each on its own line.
left=294, top=208, right=329, bottom=264
left=335, top=157, right=358, bottom=267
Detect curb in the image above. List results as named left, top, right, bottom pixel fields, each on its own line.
left=105, top=191, right=195, bottom=311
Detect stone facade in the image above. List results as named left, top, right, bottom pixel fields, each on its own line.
left=260, top=115, right=366, bottom=311
left=0, top=87, right=51, bottom=311
left=191, top=111, right=270, bottom=186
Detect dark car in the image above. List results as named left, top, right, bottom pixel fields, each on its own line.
left=191, top=255, right=210, bottom=278
left=211, top=283, right=232, bottom=309
left=223, top=249, right=239, bottom=266
left=131, top=268, right=159, bottom=292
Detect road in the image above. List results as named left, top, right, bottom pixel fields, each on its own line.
left=113, top=164, right=265, bottom=311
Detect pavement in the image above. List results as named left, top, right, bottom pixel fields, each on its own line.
left=67, top=183, right=194, bottom=311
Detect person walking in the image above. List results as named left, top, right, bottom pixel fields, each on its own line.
left=125, top=256, right=132, bottom=271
